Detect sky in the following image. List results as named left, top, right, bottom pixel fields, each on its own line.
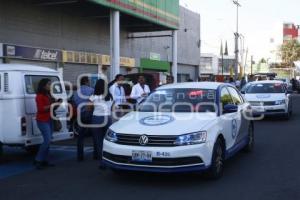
left=180, top=0, right=300, bottom=62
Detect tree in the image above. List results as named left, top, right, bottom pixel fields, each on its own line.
left=279, top=39, right=300, bottom=67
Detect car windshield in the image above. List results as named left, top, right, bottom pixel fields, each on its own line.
left=246, top=83, right=285, bottom=94
left=138, top=88, right=216, bottom=113
left=241, top=83, right=251, bottom=93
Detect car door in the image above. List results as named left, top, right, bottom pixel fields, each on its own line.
left=227, top=86, right=250, bottom=144
left=219, top=87, right=238, bottom=150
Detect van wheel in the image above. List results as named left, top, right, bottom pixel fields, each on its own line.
left=205, top=138, right=225, bottom=180
left=25, top=145, right=40, bottom=155
left=243, top=123, right=254, bottom=153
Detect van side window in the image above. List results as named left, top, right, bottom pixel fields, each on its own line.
left=25, top=75, right=62, bottom=94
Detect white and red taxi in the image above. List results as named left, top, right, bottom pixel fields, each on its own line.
left=102, top=82, right=254, bottom=179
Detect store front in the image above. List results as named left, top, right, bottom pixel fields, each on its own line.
left=99, top=55, right=136, bottom=81
left=140, top=58, right=170, bottom=85
left=61, top=50, right=136, bottom=84
left=1, top=44, right=61, bottom=70
left=177, top=64, right=198, bottom=82
left=62, top=50, right=100, bottom=85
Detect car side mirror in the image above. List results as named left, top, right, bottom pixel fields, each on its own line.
left=223, top=104, right=238, bottom=114
left=241, top=90, right=245, bottom=94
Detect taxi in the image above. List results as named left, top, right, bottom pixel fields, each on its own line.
left=242, top=80, right=293, bottom=119
left=102, top=82, right=254, bottom=179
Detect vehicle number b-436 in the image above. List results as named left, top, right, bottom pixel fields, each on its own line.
left=156, top=152, right=171, bottom=157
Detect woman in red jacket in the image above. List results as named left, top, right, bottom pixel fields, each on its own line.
left=34, top=78, right=60, bottom=169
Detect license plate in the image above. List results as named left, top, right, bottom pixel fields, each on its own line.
left=132, top=151, right=152, bottom=162
left=254, top=107, right=264, bottom=112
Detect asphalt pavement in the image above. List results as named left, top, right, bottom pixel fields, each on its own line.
left=0, top=95, right=300, bottom=200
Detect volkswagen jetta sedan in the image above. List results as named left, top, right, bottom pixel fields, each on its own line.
left=102, top=82, right=254, bottom=179
left=243, top=80, right=293, bottom=119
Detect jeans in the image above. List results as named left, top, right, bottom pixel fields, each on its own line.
left=91, top=115, right=112, bottom=160
left=36, top=120, right=53, bottom=162
left=77, top=111, right=93, bottom=159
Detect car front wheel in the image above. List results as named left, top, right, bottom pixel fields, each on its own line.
left=205, top=138, right=225, bottom=180
left=243, top=123, right=254, bottom=152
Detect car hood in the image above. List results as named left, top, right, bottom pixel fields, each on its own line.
left=110, top=112, right=217, bottom=136
left=244, top=93, right=286, bottom=102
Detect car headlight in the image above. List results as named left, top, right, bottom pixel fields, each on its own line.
left=275, top=100, right=285, bottom=105
left=174, top=131, right=207, bottom=146
left=105, top=129, right=118, bottom=143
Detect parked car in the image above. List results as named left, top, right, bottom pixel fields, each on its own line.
left=102, top=82, right=254, bottom=179
left=0, top=64, right=73, bottom=155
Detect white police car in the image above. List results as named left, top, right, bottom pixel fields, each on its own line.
left=102, top=82, right=254, bottom=179
left=242, top=80, right=293, bottom=119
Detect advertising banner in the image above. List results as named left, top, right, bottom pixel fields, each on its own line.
left=90, top=0, right=179, bottom=29
left=3, top=44, right=62, bottom=62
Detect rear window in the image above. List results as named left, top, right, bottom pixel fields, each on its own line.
left=25, top=75, right=62, bottom=94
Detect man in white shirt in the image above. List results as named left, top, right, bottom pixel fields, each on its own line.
left=130, top=75, right=150, bottom=104
left=109, top=74, right=126, bottom=107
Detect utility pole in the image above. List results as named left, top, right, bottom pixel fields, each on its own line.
left=233, top=0, right=241, bottom=81
left=251, top=55, right=253, bottom=75
left=244, top=47, right=248, bottom=76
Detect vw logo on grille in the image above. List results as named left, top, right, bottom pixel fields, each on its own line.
left=139, top=135, right=149, bottom=145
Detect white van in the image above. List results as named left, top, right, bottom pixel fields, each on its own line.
left=0, top=64, right=73, bottom=154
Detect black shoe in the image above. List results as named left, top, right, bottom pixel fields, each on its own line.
left=34, top=161, right=45, bottom=170
left=77, top=156, right=84, bottom=162
left=42, top=161, right=55, bottom=167
left=93, top=155, right=100, bottom=160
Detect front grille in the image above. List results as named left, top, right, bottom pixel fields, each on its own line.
left=249, top=101, right=262, bottom=106
left=250, top=101, right=276, bottom=106
left=265, top=109, right=285, bottom=113
left=116, top=134, right=177, bottom=147
left=263, top=101, right=276, bottom=106
left=103, top=152, right=203, bottom=167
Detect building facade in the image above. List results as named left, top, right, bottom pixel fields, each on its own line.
left=200, top=53, right=218, bottom=75
left=0, top=0, right=200, bottom=84
left=283, top=23, right=300, bottom=42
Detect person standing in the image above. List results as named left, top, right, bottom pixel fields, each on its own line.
left=34, top=78, right=61, bottom=169
left=130, top=75, right=150, bottom=104
left=166, top=75, right=174, bottom=84
left=73, top=76, right=94, bottom=161
left=229, top=77, right=236, bottom=86
left=89, top=79, right=113, bottom=169
left=240, top=77, right=247, bottom=89
left=109, top=74, right=126, bottom=107
left=109, top=74, right=127, bottom=119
